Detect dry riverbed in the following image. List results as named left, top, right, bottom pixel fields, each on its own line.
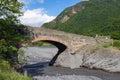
left=19, top=47, right=120, bottom=80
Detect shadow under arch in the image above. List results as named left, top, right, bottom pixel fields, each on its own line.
left=37, top=40, right=67, bottom=66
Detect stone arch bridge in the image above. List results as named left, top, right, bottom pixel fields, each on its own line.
left=23, top=27, right=108, bottom=65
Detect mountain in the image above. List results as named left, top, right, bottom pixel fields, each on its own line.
left=42, top=0, right=120, bottom=39
left=42, top=1, right=87, bottom=28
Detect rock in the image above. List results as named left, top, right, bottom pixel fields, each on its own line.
left=60, top=15, right=70, bottom=23
left=83, top=48, right=120, bottom=72
left=55, top=46, right=120, bottom=72
left=55, top=49, right=84, bottom=69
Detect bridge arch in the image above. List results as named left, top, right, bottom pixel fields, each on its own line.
left=31, top=36, right=71, bottom=65
left=32, top=36, right=72, bottom=48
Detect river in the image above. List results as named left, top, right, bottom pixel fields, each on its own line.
left=20, top=46, right=120, bottom=80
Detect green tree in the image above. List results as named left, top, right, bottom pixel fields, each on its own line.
left=0, top=0, right=23, bottom=23
left=0, top=0, right=26, bottom=66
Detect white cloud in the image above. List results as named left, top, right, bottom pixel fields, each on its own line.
left=18, top=0, right=32, bottom=10
left=18, top=0, right=44, bottom=10
left=19, top=8, right=56, bottom=27
left=19, top=0, right=32, bottom=5
left=38, top=0, right=44, bottom=3
left=19, top=0, right=44, bottom=4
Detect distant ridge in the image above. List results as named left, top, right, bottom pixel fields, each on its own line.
left=42, top=0, right=120, bottom=39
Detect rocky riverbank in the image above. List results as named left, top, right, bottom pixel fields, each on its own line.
left=19, top=46, right=120, bottom=80
left=55, top=45, right=120, bottom=72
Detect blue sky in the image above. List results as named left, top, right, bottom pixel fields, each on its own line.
left=19, top=0, right=82, bottom=27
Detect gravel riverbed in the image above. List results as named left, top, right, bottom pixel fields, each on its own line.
left=19, top=47, right=120, bottom=80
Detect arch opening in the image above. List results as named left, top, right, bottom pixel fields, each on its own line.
left=36, top=40, right=67, bottom=66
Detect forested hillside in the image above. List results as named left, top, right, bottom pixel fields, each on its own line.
left=42, top=0, right=120, bottom=39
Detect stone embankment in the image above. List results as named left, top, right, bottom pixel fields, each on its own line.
left=55, top=45, right=120, bottom=72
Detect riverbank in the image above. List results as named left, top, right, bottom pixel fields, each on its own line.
left=43, top=66, right=120, bottom=80
left=22, top=62, right=120, bottom=80
left=20, top=47, right=120, bottom=80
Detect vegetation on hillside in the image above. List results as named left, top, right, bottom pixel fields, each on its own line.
left=92, top=40, right=120, bottom=53
left=43, top=0, right=120, bottom=40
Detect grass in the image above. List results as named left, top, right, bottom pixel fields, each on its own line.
left=92, top=40, right=120, bottom=53
left=0, top=70, right=31, bottom=80
left=28, top=41, right=52, bottom=47
left=112, top=40, right=120, bottom=50
left=0, top=59, right=31, bottom=80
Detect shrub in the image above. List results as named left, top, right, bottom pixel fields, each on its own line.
left=113, top=40, right=120, bottom=49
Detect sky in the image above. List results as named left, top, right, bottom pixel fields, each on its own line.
left=19, top=0, right=82, bottom=27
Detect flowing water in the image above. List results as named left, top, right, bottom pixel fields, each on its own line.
left=20, top=46, right=120, bottom=80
